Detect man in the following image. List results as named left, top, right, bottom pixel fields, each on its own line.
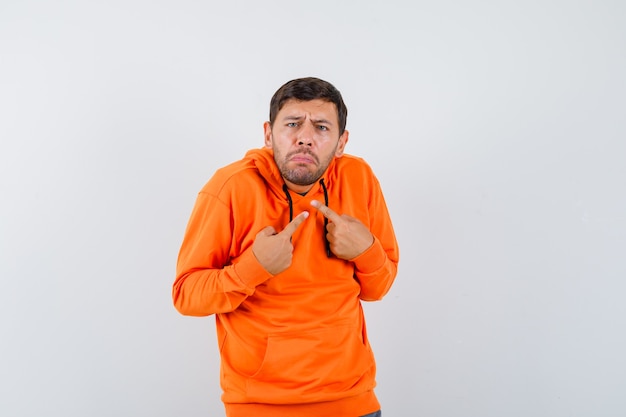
left=173, top=77, right=399, bottom=417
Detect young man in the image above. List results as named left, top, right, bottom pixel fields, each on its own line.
left=173, top=77, right=399, bottom=417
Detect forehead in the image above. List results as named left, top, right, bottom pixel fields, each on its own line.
left=278, top=99, right=338, bottom=122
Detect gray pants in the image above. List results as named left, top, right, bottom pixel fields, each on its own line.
left=360, top=411, right=382, bottom=417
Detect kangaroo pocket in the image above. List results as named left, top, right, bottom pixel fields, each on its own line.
left=244, top=324, right=375, bottom=403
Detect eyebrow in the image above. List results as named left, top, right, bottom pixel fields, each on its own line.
left=312, top=118, right=333, bottom=125
left=281, top=115, right=334, bottom=125
left=282, top=115, right=304, bottom=121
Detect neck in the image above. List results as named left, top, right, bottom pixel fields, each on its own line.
left=283, top=179, right=314, bottom=194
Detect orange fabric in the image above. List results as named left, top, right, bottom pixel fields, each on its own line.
left=226, top=391, right=380, bottom=417
left=173, top=148, right=399, bottom=416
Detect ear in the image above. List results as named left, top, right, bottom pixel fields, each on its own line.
left=263, top=121, right=272, bottom=148
left=334, top=130, right=349, bottom=158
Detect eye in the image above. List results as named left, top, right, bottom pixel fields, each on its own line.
left=317, top=125, right=329, bottom=131
left=287, top=122, right=298, bottom=128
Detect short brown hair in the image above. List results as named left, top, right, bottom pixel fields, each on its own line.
left=269, top=77, right=348, bottom=134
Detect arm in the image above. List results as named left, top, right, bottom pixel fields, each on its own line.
left=353, top=177, right=399, bottom=300
left=173, top=191, right=310, bottom=316
left=351, top=236, right=398, bottom=301
left=173, top=191, right=272, bottom=316
left=310, top=180, right=399, bottom=301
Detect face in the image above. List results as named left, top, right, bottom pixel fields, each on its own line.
left=264, top=99, right=349, bottom=193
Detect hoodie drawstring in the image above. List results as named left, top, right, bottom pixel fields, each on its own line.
left=282, top=184, right=294, bottom=223
left=282, top=180, right=332, bottom=258
left=319, top=179, right=331, bottom=257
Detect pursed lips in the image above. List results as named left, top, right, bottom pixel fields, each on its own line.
left=288, top=152, right=318, bottom=165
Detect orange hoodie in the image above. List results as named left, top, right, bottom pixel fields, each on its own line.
left=173, top=148, right=399, bottom=417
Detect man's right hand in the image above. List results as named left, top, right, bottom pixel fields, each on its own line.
left=252, top=211, right=309, bottom=275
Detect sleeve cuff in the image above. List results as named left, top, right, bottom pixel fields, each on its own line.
left=232, top=248, right=273, bottom=290
left=351, top=236, right=387, bottom=274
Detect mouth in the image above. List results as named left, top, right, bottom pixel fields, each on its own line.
left=288, top=152, right=317, bottom=165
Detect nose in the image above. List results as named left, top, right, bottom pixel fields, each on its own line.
left=296, top=122, right=315, bottom=146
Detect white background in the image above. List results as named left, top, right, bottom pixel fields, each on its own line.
left=1, top=1, right=625, bottom=416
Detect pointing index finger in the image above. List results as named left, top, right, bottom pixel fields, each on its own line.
left=280, top=211, right=309, bottom=238
left=310, top=200, right=341, bottom=222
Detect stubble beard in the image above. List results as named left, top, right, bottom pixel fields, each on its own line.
left=274, top=147, right=336, bottom=186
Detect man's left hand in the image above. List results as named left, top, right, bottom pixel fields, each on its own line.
left=311, top=200, right=374, bottom=260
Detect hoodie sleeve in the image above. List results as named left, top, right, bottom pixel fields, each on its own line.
left=172, top=190, right=272, bottom=316
left=350, top=174, right=399, bottom=301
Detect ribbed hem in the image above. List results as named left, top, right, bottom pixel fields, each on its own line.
left=351, top=237, right=386, bottom=273
left=232, top=249, right=273, bottom=288
left=225, top=390, right=380, bottom=417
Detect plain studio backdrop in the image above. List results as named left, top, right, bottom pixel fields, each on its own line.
left=1, top=1, right=625, bottom=416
